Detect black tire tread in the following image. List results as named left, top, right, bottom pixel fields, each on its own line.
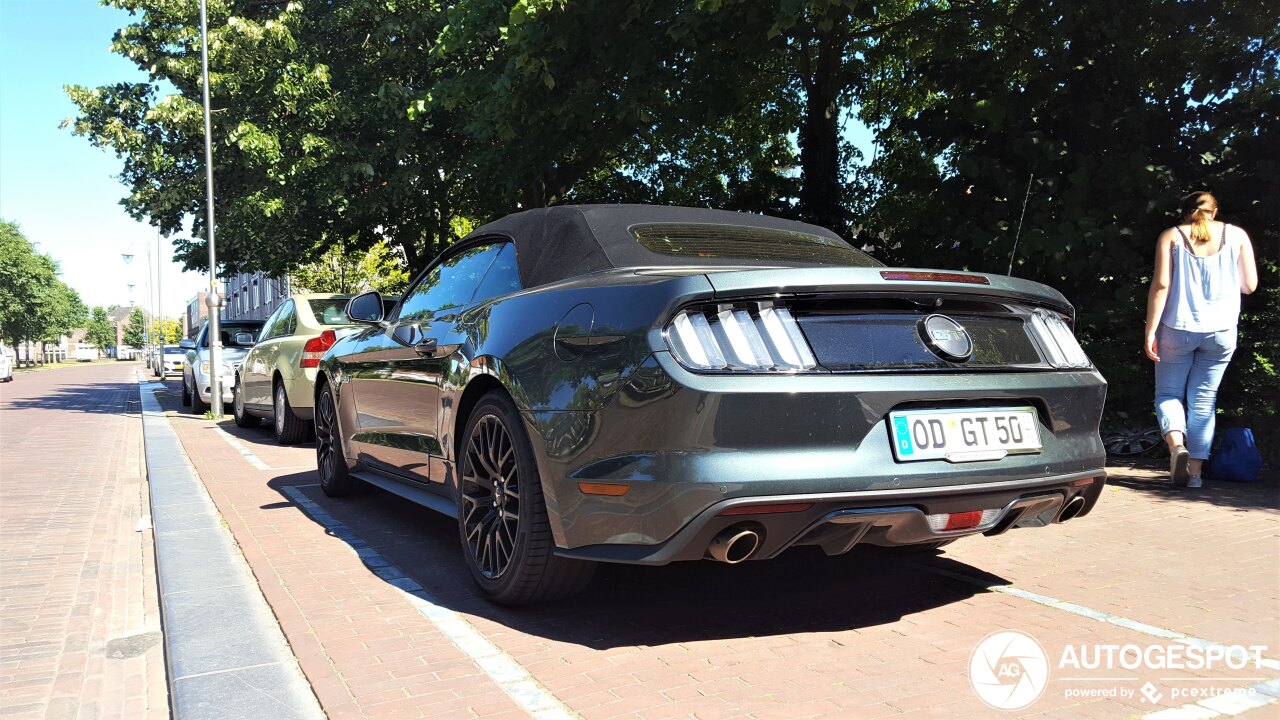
left=233, top=384, right=261, bottom=428
left=274, top=383, right=308, bottom=444
left=460, top=394, right=595, bottom=606
left=316, top=383, right=361, bottom=497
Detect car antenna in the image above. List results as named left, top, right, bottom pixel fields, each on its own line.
left=1007, top=172, right=1035, bottom=276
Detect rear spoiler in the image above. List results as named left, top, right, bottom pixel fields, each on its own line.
left=701, top=267, right=1075, bottom=315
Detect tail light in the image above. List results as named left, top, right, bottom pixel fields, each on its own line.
left=664, top=302, right=817, bottom=372
left=1028, top=310, right=1091, bottom=368
left=301, top=330, right=337, bottom=368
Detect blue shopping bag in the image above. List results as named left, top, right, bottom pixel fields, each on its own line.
left=1210, top=427, right=1263, bottom=483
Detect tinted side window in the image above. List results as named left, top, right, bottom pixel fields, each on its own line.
left=470, top=243, right=521, bottom=304
left=397, top=244, right=505, bottom=323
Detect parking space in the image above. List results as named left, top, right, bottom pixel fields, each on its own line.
left=150, top=376, right=1280, bottom=719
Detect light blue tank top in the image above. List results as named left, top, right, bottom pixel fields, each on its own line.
left=1160, top=224, right=1241, bottom=333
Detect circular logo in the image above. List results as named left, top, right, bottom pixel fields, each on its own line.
left=919, top=314, right=974, bottom=362
left=969, top=630, right=1049, bottom=710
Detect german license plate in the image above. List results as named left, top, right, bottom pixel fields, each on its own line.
left=889, top=407, right=1041, bottom=463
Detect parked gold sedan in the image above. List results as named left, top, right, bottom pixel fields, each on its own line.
left=233, top=294, right=358, bottom=444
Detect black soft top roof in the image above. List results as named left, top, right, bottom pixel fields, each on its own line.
left=462, top=204, right=876, bottom=289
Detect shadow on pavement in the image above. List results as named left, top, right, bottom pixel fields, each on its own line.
left=1105, top=460, right=1279, bottom=511
left=262, top=472, right=1004, bottom=650
left=3, top=380, right=139, bottom=414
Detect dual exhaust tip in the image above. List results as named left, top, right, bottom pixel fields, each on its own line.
left=709, top=495, right=1086, bottom=562
left=1057, top=495, right=1087, bottom=523
left=706, top=526, right=762, bottom=564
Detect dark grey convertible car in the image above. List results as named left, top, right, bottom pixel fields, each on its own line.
left=315, top=205, right=1107, bottom=604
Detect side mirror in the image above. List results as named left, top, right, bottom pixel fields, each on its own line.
left=179, top=339, right=195, bottom=349
left=233, top=332, right=256, bottom=346
left=346, top=291, right=385, bottom=324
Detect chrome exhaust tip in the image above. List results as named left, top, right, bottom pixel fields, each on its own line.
left=1057, top=496, right=1087, bottom=523
left=706, top=526, right=762, bottom=564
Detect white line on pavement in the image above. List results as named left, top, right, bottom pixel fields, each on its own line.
left=213, top=427, right=271, bottom=471
left=920, top=563, right=1280, bottom=669
left=280, top=485, right=578, bottom=720
left=919, top=563, right=1280, bottom=718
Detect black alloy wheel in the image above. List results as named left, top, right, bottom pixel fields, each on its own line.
left=315, top=384, right=358, bottom=496
left=457, top=392, right=595, bottom=605
left=461, top=414, right=522, bottom=579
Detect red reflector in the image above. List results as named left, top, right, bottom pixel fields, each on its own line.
left=719, top=502, right=814, bottom=516
left=880, top=270, right=991, bottom=285
left=301, top=330, right=337, bottom=369
left=1073, top=475, right=1102, bottom=487
left=943, top=511, right=984, bottom=531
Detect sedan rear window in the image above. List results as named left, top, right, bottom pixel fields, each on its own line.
left=631, top=223, right=879, bottom=267
left=306, top=298, right=352, bottom=326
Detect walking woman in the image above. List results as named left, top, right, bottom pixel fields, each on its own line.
left=1144, top=191, right=1258, bottom=487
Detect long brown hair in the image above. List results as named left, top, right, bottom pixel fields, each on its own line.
left=1180, top=191, right=1218, bottom=245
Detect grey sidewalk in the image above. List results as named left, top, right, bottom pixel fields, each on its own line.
left=139, top=375, right=323, bottom=720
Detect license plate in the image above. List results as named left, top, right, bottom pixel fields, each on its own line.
left=889, top=407, right=1041, bottom=463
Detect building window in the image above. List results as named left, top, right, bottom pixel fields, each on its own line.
left=252, top=281, right=260, bottom=309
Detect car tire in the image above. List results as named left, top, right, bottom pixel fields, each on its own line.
left=315, top=382, right=361, bottom=497
left=190, top=376, right=208, bottom=414
left=180, top=374, right=192, bottom=406
left=457, top=392, right=596, bottom=605
left=233, top=383, right=261, bottom=428
left=273, top=383, right=310, bottom=444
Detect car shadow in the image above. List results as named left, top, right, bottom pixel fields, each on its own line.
left=261, top=472, right=1007, bottom=650
left=1105, top=460, right=1279, bottom=511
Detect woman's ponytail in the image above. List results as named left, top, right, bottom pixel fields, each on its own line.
left=1180, top=191, right=1218, bottom=245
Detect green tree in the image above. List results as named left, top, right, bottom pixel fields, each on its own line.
left=0, top=220, right=87, bottom=358
left=289, top=240, right=411, bottom=295
left=151, top=317, right=182, bottom=344
left=123, top=307, right=147, bottom=348
left=83, top=307, right=116, bottom=357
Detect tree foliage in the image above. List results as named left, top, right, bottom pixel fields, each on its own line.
left=290, top=240, right=411, bottom=295
left=84, top=307, right=117, bottom=355
left=123, top=307, right=148, bottom=347
left=67, top=0, right=1278, bottom=435
left=0, top=220, right=88, bottom=351
left=151, top=317, right=183, bottom=344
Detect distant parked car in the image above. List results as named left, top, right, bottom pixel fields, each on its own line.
left=232, top=294, right=360, bottom=444
left=0, top=343, right=13, bottom=382
left=152, top=345, right=187, bottom=378
left=182, top=319, right=265, bottom=413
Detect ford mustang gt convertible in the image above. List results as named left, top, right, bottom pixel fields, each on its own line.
left=315, top=205, right=1107, bottom=605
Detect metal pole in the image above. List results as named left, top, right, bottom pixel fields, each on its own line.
left=156, top=231, right=163, bottom=351
left=199, top=0, right=224, bottom=418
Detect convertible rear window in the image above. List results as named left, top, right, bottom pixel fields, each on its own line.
left=631, top=223, right=879, bottom=267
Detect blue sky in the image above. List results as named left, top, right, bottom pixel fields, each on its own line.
left=0, top=0, right=206, bottom=317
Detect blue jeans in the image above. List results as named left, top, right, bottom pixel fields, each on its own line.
left=1154, top=325, right=1237, bottom=460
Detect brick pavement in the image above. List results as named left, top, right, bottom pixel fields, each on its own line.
left=151, top=374, right=1280, bottom=720
left=0, top=363, right=167, bottom=719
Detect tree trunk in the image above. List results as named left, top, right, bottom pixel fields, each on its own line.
left=798, top=26, right=846, bottom=233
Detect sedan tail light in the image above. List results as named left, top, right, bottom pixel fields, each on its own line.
left=301, top=330, right=337, bottom=369
left=664, top=302, right=817, bottom=372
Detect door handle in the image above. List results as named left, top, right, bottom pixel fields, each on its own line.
left=413, top=338, right=437, bottom=356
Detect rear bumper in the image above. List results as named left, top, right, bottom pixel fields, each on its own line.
left=556, top=470, right=1105, bottom=565
left=529, top=352, right=1107, bottom=556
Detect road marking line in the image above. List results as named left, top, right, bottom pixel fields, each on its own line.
left=920, top=563, right=1280, bottom=669
left=213, top=427, right=271, bottom=471
left=280, top=485, right=578, bottom=720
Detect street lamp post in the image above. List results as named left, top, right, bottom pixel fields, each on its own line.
left=199, top=0, right=224, bottom=419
